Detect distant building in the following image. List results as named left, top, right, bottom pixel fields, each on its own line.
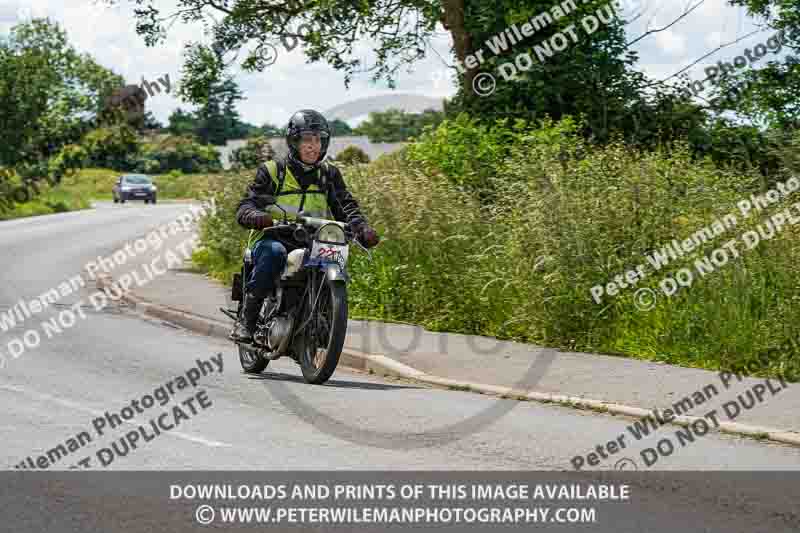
left=219, top=136, right=406, bottom=170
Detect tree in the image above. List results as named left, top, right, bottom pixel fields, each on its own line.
left=193, top=78, right=242, bottom=145
left=261, top=123, right=285, bottom=137
left=165, top=79, right=255, bottom=144
left=330, top=119, right=353, bottom=136
left=119, top=0, right=467, bottom=103
left=334, top=146, right=370, bottom=164
left=0, top=18, right=123, bottom=171
left=120, top=0, right=691, bottom=145
left=142, top=111, right=164, bottom=131
left=354, top=108, right=444, bottom=142
left=167, top=108, right=199, bottom=137
left=230, top=137, right=276, bottom=170
left=707, top=1, right=800, bottom=130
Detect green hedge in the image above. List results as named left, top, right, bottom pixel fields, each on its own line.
left=194, top=115, right=800, bottom=379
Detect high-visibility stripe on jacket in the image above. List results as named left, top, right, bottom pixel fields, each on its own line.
left=248, top=159, right=332, bottom=247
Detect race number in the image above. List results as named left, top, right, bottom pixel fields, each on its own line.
left=310, top=242, right=349, bottom=269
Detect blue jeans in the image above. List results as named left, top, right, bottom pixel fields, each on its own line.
left=245, top=239, right=288, bottom=299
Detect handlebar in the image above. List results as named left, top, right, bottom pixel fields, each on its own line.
left=259, top=216, right=352, bottom=237
left=295, top=215, right=346, bottom=229
left=256, top=209, right=371, bottom=258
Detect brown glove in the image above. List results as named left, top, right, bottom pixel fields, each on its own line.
left=251, top=211, right=273, bottom=229
left=357, top=224, right=380, bottom=248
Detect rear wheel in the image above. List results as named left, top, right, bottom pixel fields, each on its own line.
left=299, top=277, right=347, bottom=384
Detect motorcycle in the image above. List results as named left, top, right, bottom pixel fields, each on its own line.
left=220, top=204, right=372, bottom=385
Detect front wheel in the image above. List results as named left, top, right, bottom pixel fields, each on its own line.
left=239, top=343, right=269, bottom=374
left=300, top=278, right=347, bottom=385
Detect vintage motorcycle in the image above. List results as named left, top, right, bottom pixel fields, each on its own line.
left=221, top=204, right=372, bottom=385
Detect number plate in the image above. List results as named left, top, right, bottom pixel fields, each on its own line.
left=310, top=241, right=348, bottom=269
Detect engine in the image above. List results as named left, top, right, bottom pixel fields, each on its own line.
left=260, top=313, right=293, bottom=358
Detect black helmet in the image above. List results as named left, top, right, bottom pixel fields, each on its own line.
left=286, top=109, right=331, bottom=171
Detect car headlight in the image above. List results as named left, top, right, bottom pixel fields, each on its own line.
left=121, top=186, right=132, bottom=191
left=150, top=185, right=157, bottom=191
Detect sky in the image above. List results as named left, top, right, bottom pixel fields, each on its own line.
left=0, top=0, right=781, bottom=128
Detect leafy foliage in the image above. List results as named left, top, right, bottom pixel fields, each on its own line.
left=130, top=136, right=222, bottom=174
left=354, top=109, right=445, bottom=142
left=334, top=146, right=371, bottom=165
left=330, top=119, right=353, bottom=136
left=230, top=137, right=276, bottom=170
left=124, top=0, right=443, bottom=93
left=405, top=112, right=532, bottom=197
left=166, top=79, right=259, bottom=144
left=0, top=19, right=123, bottom=168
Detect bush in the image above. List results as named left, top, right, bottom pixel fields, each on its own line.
left=405, top=112, right=532, bottom=198
left=230, top=137, right=275, bottom=170
left=133, top=135, right=222, bottom=174
left=193, top=170, right=253, bottom=282
left=334, top=146, right=370, bottom=165
left=351, top=116, right=800, bottom=377
left=81, top=124, right=139, bottom=170
left=194, top=114, right=800, bottom=379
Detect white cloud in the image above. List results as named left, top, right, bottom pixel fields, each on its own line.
left=655, top=29, right=687, bottom=56
left=706, top=31, right=723, bottom=48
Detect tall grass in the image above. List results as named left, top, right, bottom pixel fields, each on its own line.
left=193, top=118, right=800, bottom=378
left=345, top=117, right=800, bottom=377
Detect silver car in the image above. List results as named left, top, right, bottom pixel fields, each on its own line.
left=112, top=174, right=157, bottom=204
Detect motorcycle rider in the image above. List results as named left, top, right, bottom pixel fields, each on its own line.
left=231, top=109, right=380, bottom=343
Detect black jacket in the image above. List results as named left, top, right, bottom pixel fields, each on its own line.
left=236, top=157, right=368, bottom=248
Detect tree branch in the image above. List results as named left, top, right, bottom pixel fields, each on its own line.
left=645, top=27, right=767, bottom=88
left=626, top=0, right=707, bottom=47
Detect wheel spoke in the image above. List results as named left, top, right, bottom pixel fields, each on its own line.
left=304, top=281, right=334, bottom=372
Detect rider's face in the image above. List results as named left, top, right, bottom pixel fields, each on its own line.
left=298, top=133, right=322, bottom=164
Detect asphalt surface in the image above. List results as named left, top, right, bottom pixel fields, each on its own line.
left=1, top=202, right=799, bottom=531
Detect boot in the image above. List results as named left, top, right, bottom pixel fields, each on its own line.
left=230, top=291, right=264, bottom=343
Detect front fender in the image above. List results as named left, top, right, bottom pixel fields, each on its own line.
left=322, top=263, right=349, bottom=283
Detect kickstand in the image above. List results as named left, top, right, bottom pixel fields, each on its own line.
left=219, top=307, right=238, bottom=321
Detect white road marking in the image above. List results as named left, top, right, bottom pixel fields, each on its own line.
left=0, top=383, right=233, bottom=448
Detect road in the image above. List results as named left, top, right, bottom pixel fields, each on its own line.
left=1, top=202, right=799, bottom=531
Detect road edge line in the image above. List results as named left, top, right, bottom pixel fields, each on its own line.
left=94, top=273, right=800, bottom=449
